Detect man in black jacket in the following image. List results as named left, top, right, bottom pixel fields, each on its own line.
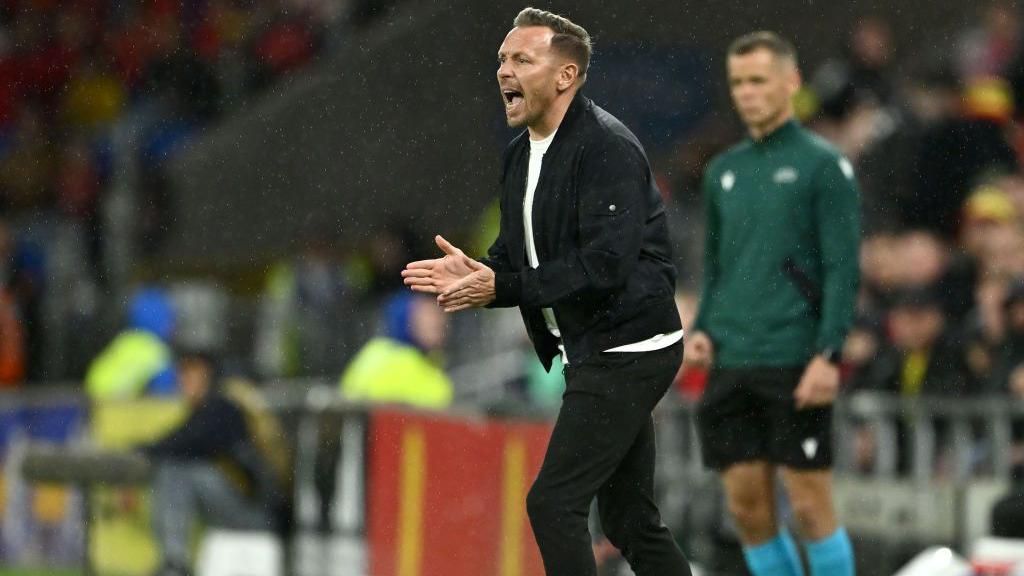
left=402, top=8, right=691, bottom=576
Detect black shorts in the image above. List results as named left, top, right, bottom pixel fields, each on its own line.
left=696, top=366, right=833, bottom=470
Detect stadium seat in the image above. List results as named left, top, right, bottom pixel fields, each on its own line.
left=195, top=530, right=283, bottom=576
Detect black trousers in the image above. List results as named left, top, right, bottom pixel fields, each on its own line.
left=526, top=341, right=692, bottom=576
left=992, top=489, right=1024, bottom=538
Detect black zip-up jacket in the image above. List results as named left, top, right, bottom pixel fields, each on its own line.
left=481, top=93, right=681, bottom=370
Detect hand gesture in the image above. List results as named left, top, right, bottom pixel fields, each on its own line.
left=402, top=235, right=479, bottom=295
left=438, top=265, right=496, bottom=312
left=793, top=355, right=840, bottom=409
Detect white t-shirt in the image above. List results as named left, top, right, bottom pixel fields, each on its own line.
left=524, top=131, right=560, bottom=339
left=523, top=130, right=683, bottom=365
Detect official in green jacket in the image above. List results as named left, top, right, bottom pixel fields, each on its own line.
left=685, top=32, right=860, bottom=576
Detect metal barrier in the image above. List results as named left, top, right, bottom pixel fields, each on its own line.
left=7, top=384, right=1024, bottom=575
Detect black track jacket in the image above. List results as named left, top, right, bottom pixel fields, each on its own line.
left=481, top=93, right=681, bottom=371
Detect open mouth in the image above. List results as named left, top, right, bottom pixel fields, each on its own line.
left=502, top=89, right=524, bottom=110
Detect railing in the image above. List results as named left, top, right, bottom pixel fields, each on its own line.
left=6, top=385, right=1024, bottom=575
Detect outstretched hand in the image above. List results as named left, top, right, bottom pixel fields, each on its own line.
left=402, top=236, right=491, bottom=308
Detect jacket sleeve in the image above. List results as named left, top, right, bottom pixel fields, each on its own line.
left=813, top=155, right=861, bottom=353
left=692, top=166, right=719, bottom=334
left=478, top=203, right=514, bottom=275
left=490, top=135, right=647, bottom=308
left=478, top=147, right=517, bottom=309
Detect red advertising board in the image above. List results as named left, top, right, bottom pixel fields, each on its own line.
left=367, top=409, right=552, bottom=576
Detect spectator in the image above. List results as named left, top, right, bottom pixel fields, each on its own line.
left=852, top=286, right=972, bottom=398
left=0, top=105, right=55, bottom=212
left=248, top=9, right=318, bottom=90
left=253, top=230, right=357, bottom=379
left=811, top=15, right=897, bottom=120
left=0, top=220, right=24, bottom=386
left=958, top=1, right=1021, bottom=80
left=85, top=287, right=177, bottom=399
left=339, top=292, right=453, bottom=409
left=993, top=278, right=1024, bottom=391
left=989, top=281, right=1024, bottom=539
left=59, top=57, right=126, bottom=131
left=904, top=76, right=1018, bottom=235
left=851, top=286, right=975, bottom=475
left=138, top=8, right=221, bottom=122
left=142, top=349, right=292, bottom=576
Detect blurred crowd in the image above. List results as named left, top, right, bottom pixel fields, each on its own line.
left=0, top=0, right=343, bottom=246
left=0, top=0, right=394, bottom=383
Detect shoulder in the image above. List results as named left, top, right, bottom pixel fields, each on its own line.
left=200, top=391, right=247, bottom=424
left=705, top=141, right=750, bottom=178
left=794, top=126, right=857, bottom=181
left=503, top=130, right=528, bottom=155
left=579, top=100, right=646, bottom=161
left=796, top=126, right=849, bottom=164
left=501, top=129, right=528, bottom=157
left=500, top=130, right=528, bottom=180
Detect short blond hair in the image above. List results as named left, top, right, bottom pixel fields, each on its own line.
left=513, top=8, right=592, bottom=81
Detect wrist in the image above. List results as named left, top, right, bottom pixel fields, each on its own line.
left=819, top=347, right=842, bottom=366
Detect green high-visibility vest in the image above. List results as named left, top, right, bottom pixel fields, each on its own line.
left=85, top=330, right=172, bottom=400
left=340, top=337, right=453, bottom=409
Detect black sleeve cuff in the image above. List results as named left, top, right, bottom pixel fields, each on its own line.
left=490, top=272, right=522, bottom=308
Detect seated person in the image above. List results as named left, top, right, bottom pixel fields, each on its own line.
left=142, top=350, right=291, bottom=576
left=340, top=292, right=453, bottom=409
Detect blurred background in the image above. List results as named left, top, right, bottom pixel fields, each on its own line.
left=1, top=0, right=1024, bottom=575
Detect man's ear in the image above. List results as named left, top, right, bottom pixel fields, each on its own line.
left=557, top=62, right=579, bottom=92
left=786, top=65, right=802, bottom=97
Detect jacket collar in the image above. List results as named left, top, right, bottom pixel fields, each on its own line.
left=750, top=117, right=799, bottom=147
left=516, top=91, right=588, bottom=153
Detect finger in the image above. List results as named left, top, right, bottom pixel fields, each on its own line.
left=462, top=255, right=485, bottom=270
left=402, top=269, right=436, bottom=279
left=405, top=259, right=439, bottom=270
left=444, top=303, right=474, bottom=313
left=440, top=277, right=473, bottom=298
left=409, top=284, right=441, bottom=294
left=440, top=293, right=472, bottom=308
left=435, top=235, right=462, bottom=257
left=404, top=277, right=438, bottom=289
left=793, top=384, right=810, bottom=409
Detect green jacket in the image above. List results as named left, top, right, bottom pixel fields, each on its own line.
left=694, top=120, right=860, bottom=368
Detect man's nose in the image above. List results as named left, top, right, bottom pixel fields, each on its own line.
left=497, top=61, right=512, bottom=79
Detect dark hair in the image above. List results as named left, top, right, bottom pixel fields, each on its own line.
left=728, top=31, right=798, bottom=66
left=513, top=7, right=592, bottom=81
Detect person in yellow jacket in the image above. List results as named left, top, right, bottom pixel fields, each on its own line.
left=86, top=287, right=178, bottom=399
left=340, top=292, right=453, bottom=409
